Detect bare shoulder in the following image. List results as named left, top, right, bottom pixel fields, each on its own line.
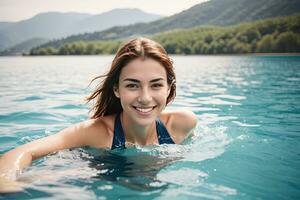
left=75, top=115, right=115, bottom=149
left=170, top=110, right=197, bottom=131
left=161, top=110, right=197, bottom=143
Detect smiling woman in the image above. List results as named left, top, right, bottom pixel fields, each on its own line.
left=0, top=38, right=197, bottom=192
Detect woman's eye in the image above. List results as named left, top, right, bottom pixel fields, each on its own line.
left=152, top=83, right=163, bottom=88
left=126, top=84, right=138, bottom=88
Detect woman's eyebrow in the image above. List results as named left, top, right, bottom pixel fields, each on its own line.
left=123, top=78, right=165, bottom=83
left=123, top=78, right=139, bottom=83
left=150, top=78, right=164, bottom=83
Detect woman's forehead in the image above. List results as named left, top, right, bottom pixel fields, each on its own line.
left=120, top=58, right=167, bottom=80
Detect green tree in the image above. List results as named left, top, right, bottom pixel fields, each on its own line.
left=273, top=32, right=300, bottom=52
left=256, top=34, right=274, bottom=52
left=58, top=44, right=71, bottom=55
left=192, top=40, right=205, bottom=54
left=37, top=48, right=48, bottom=55
left=204, top=34, right=213, bottom=44
left=46, top=47, right=57, bottom=55
left=86, top=43, right=95, bottom=54
left=164, top=41, right=178, bottom=54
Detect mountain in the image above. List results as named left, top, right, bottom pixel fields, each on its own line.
left=37, top=0, right=300, bottom=49
left=0, top=9, right=162, bottom=51
left=0, top=12, right=91, bottom=51
left=0, top=38, right=48, bottom=56
left=76, top=8, right=163, bottom=34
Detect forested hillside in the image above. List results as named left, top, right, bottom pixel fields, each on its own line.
left=29, top=14, right=300, bottom=55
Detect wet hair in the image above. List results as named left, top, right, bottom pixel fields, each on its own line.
left=86, top=38, right=176, bottom=118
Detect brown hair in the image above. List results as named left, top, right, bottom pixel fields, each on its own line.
left=86, top=38, right=176, bottom=118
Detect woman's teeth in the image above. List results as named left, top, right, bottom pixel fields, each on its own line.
left=134, top=107, right=154, bottom=113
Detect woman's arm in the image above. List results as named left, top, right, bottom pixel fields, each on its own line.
left=0, top=119, right=106, bottom=182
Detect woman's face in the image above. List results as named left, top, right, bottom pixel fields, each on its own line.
left=114, top=57, right=170, bottom=126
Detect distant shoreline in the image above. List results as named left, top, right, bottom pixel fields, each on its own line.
left=0, top=53, right=299, bottom=57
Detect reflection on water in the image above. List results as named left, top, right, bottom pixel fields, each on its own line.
left=89, top=151, right=176, bottom=191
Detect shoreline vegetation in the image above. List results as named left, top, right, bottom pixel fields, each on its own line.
left=28, top=14, right=300, bottom=56
left=18, top=53, right=300, bottom=57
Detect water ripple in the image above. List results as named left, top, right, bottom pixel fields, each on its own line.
left=0, top=111, right=66, bottom=124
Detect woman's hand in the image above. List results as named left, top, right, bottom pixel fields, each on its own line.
left=0, top=175, right=24, bottom=193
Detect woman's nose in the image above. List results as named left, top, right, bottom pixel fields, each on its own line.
left=138, top=87, right=152, bottom=104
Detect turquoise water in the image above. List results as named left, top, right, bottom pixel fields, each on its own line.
left=0, top=55, right=299, bottom=199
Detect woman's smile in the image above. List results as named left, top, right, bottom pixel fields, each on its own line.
left=132, top=105, right=157, bottom=115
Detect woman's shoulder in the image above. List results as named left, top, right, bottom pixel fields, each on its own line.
left=78, top=115, right=116, bottom=149
left=160, top=110, right=197, bottom=143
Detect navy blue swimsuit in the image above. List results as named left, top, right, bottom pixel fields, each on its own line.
left=111, top=113, right=175, bottom=150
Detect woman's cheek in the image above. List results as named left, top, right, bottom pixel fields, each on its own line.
left=157, top=90, right=169, bottom=102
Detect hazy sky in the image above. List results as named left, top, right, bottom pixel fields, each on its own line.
left=0, top=0, right=208, bottom=22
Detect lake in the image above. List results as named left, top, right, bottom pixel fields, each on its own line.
left=0, top=55, right=299, bottom=199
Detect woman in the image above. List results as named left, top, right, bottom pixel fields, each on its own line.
left=0, top=38, right=197, bottom=191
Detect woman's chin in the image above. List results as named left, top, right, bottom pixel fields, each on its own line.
left=132, top=116, right=156, bottom=126
left=130, top=113, right=158, bottom=126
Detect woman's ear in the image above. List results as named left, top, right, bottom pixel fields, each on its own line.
left=113, top=85, right=120, bottom=98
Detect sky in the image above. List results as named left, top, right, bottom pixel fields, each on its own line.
left=0, top=0, right=208, bottom=22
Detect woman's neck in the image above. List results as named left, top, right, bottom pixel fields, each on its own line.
left=120, top=112, right=156, bottom=146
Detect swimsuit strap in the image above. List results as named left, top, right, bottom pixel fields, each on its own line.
left=111, top=113, right=126, bottom=150
left=155, top=118, right=175, bottom=144
left=111, top=114, right=175, bottom=150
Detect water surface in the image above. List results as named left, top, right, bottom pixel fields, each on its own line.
left=0, top=55, right=299, bottom=199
